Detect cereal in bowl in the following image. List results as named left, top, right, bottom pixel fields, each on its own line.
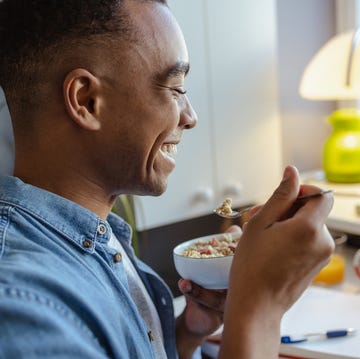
left=181, top=233, right=239, bottom=258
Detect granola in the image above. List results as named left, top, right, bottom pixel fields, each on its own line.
left=181, top=233, right=238, bottom=258
left=215, top=198, right=233, bottom=216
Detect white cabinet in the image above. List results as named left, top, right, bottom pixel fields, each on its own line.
left=134, top=0, right=283, bottom=230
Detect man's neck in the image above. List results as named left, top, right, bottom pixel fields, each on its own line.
left=14, top=167, right=115, bottom=220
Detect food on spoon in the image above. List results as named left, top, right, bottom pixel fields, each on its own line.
left=215, top=197, right=233, bottom=216
left=181, top=233, right=239, bottom=258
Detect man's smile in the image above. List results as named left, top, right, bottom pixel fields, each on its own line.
left=160, top=143, right=177, bottom=159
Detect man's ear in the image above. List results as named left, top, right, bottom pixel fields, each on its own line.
left=63, top=69, right=102, bottom=131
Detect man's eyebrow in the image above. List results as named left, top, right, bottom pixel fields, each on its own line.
left=155, top=61, right=190, bottom=81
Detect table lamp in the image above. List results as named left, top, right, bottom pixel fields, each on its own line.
left=300, top=28, right=360, bottom=183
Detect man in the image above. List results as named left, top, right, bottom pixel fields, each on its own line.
left=0, top=1, right=334, bottom=358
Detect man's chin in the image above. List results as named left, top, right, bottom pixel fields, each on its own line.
left=147, top=183, right=168, bottom=197
left=137, top=177, right=168, bottom=197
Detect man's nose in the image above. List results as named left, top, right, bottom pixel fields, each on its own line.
left=180, top=95, right=198, bottom=129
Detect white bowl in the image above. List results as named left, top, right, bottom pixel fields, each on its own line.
left=173, top=232, right=241, bottom=289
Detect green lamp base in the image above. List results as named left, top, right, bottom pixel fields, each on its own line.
left=323, top=109, right=360, bottom=184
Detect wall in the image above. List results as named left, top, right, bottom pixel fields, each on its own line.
left=277, top=0, right=337, bottom=172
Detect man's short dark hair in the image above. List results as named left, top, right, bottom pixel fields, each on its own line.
left=0, top=0, right=166, bottom=115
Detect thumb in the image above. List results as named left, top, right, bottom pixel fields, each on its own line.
left=253, top=165, right=300, bottom=228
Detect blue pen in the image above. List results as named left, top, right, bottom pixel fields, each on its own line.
left=281, top=328, right=357, bottom=344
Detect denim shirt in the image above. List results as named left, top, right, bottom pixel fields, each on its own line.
left=0, top=176, right=200, bottom=359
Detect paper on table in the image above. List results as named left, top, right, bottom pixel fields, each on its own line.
left=174, top=285, right=360, bottom=359
left=280, top=286, right=360, bottom=359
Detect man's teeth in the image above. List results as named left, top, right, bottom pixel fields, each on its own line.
left=161, top=144, right=177, bottom=157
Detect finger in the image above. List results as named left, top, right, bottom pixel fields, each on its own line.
left=225, top=225, right=242, bottom=234
left=293, top=190, right=334, bottom=228
left=276, top=184, right=334, bottom=223
left=298, top=184, right=331, bottom=197
left=178, top=279, right=226, bottom=312
left=248, top=205, right=262, bottom=218
left=305, top=224, right=335, bottom=268
left=252, top=165, right=300, bottom=228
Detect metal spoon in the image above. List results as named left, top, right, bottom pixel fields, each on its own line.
left=213, top=189, right=334, bottom=219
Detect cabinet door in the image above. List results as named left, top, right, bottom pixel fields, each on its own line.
left=207, top=0, right=282, bottom=207
left=133, top=1, right=282, bottom=230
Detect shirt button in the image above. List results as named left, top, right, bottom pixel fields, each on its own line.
left=83, top=239, right=92, bottom=248
left=97, top=224, right=107, bottom=235
left=148, top=330, right=155, bottom=341
left=113, top=252, right=122, bottom=263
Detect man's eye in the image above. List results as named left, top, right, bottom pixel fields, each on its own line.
left=161, top=85, right=187, bottom=95
left=171, top=87, right=187, bottom=95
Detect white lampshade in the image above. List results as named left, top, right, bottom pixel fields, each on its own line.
left=300, top=29, right=360, bottom=100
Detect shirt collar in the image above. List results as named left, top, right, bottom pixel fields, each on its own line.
left=0, top=176, right=132, bottom=253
